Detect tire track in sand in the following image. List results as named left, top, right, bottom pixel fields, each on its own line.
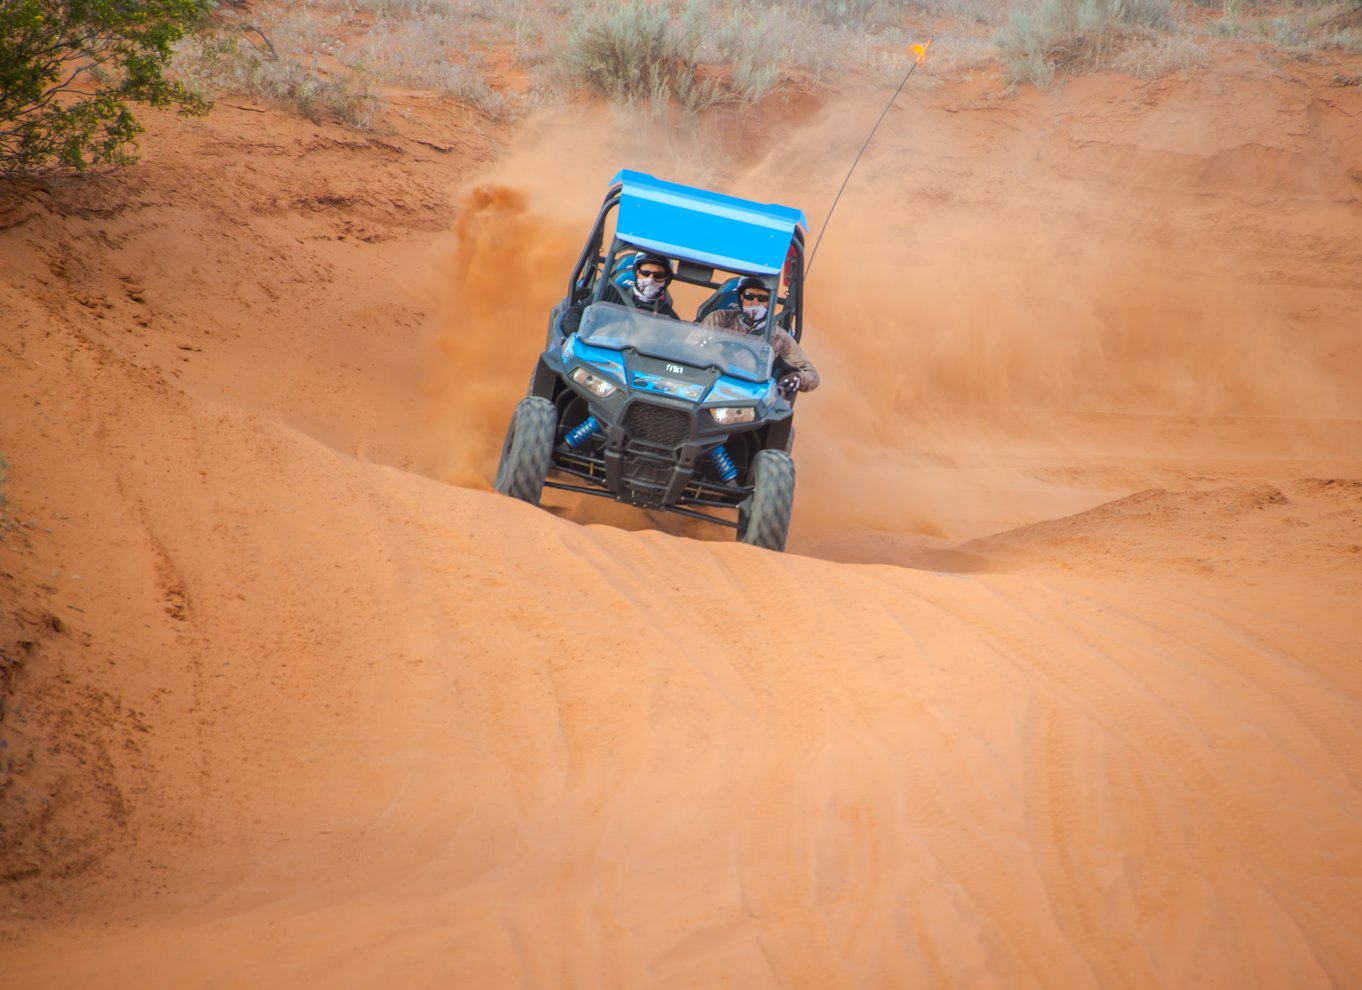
left=913, top=576, right=1362, bottom=986
left=1027, top=693, right=1161, bottom=989
left=717, top=552, right=856, bottom=990
left=866, top=595, right=1098, bottom=990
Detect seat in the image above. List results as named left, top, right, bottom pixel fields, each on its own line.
left=693, top=276, right=742, bottom=323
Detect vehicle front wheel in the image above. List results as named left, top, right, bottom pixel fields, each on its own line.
left=737, top=449, right=795, bottom=551
left=494, top=396, right=556, bottom=506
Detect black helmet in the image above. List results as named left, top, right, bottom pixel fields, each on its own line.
left=631, top=253, right=673, bottom=282
left=736, top=276, right=774, bottom=306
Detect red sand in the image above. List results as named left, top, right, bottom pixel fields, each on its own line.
left=2, top=32, right=1361, bottom=989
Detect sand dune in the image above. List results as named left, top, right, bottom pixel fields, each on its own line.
left=2, top=32, right=1361, bottom=990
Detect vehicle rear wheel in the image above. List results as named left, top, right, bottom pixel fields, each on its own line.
left=737, top=449, right=795, bottom=551
left=495, top=396, right=556, bottom=506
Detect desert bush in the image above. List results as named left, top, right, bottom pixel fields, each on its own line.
left=706, top=6, right=790, bottom=101
left=349, top=0, right=443, bottom=14
left=555, top=0, right=920, bottom=113
left=256, top=57, right=381, bottom=128
left=1262, top=14, right=1316, bottom=46
left=1259, top=5, right=1362, bottom=48
left=175, top=0, right=543, bottom=126
left=1112, top=35, right=1209, bottom=76
left=999, top=0, right=1176, bottom=86
left=1321, top=27, right=1362, bottom=50
left=791, top=0, right=902, bottom=30
left=179, top=0, right=952, bottom=128
left=1, top=0, right=212, bottom=175
left=557, top=1, right=698, bottom=107
left=789, top=0, right=1002, bottom=28
left=355, top=14, right=513, bottom=117
left=911, top=0, right=1006, bottom=23
left=1001, top=6, right=1058, bottom=85
left=706, top=0, right=903, bottom=85
left=1208, top=0, right=1362, bottom=48
left=557, top=0, right=770, bottom=112
left=175, top=22, right=380, bottom=128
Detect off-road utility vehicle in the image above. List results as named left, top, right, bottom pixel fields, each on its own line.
left=494, top=169, right=810, bottom=551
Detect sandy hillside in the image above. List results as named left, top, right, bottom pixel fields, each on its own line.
left=3, top=17, right=1362, bottom=990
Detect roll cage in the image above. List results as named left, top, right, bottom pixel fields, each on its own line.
left=565, top=169, right=809, bottom=345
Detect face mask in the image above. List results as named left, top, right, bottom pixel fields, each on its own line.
left=633, top=275, right=665, bottom=302
left=741, top=303, right=768, bottom=326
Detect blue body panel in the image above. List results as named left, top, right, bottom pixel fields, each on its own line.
left=568, top=336, right=772, bottom=407
left=610, top=169, right=807, bottom=276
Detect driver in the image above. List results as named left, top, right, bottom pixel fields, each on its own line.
left=697, top=276, right=819, bottom=393
left=603, top=252, right=680, bottom=319
left=559, top=251, right=679, bottom=335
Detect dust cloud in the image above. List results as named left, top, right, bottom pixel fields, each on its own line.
left=416, top=183, right=582, bottom=489
left=416, top=84, right=1361, bottom=548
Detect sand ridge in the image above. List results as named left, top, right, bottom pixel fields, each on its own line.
left=2, top=29, right=1362, bottom=990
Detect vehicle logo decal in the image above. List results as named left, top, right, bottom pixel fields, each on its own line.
left=630, top=372, right=706, bottom=401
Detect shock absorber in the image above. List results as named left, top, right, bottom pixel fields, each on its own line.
left=707, top=444, right=737, bottom=483
left=564, top=414, right=599, bottom=449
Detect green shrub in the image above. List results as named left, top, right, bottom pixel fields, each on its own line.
left=1, top=0, right=212, bottom=175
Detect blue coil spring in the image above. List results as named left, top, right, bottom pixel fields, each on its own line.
left=707, top=444, right=737, bottom=483
left=564, top=414, right=599, bottom=449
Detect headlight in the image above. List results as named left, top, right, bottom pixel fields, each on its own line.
left=571, top=367, right=618, bottom=398
left=710, top=406, right=756, bottom=425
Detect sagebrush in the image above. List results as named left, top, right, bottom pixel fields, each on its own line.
left=999, top=0, right=1175, bottom=87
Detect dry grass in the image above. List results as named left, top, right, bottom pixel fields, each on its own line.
left=173, top=0, right=541, bottom=126
left=169, top=0, right=1354, bottom=129
left=167, top=0, right=1178, bottom=128
left=353, top=15, right=513, bottom=117
left=999, top=0, right=1177, bottom=87
left=1208, top=0, right=1362, bottom=54
left=173, top=22, right=382, bottom=127
left=553, top=0, right=931, bottom=115
left=1112, top=34, right=1210, bottom=76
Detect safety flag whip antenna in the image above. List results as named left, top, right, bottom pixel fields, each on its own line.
left=806, top=39, right=932, bottom=279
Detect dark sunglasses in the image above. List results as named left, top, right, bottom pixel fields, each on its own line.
left=636, top=268, right=669, bottom=280
left=740, top=291, right=770, bottom=302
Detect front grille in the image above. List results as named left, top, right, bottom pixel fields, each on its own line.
left=622, top=451, right=671, bottom=506
left=623, top=402, right=690, bottom=447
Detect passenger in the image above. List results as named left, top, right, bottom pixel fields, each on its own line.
left=697, top=276, right=819, bottom=393
left=603, top=252, right=680, bottom=319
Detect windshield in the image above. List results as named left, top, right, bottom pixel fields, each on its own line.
left=578, top=302, right=774, bottom=383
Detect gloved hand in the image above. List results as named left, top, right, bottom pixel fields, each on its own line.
left=778, top=373, right=802, bottom=397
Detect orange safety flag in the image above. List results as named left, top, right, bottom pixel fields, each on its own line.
left=911, top=40, right=932, bottom=64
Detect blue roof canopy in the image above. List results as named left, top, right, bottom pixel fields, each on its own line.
left=609, top=169, right=807, bottom=276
